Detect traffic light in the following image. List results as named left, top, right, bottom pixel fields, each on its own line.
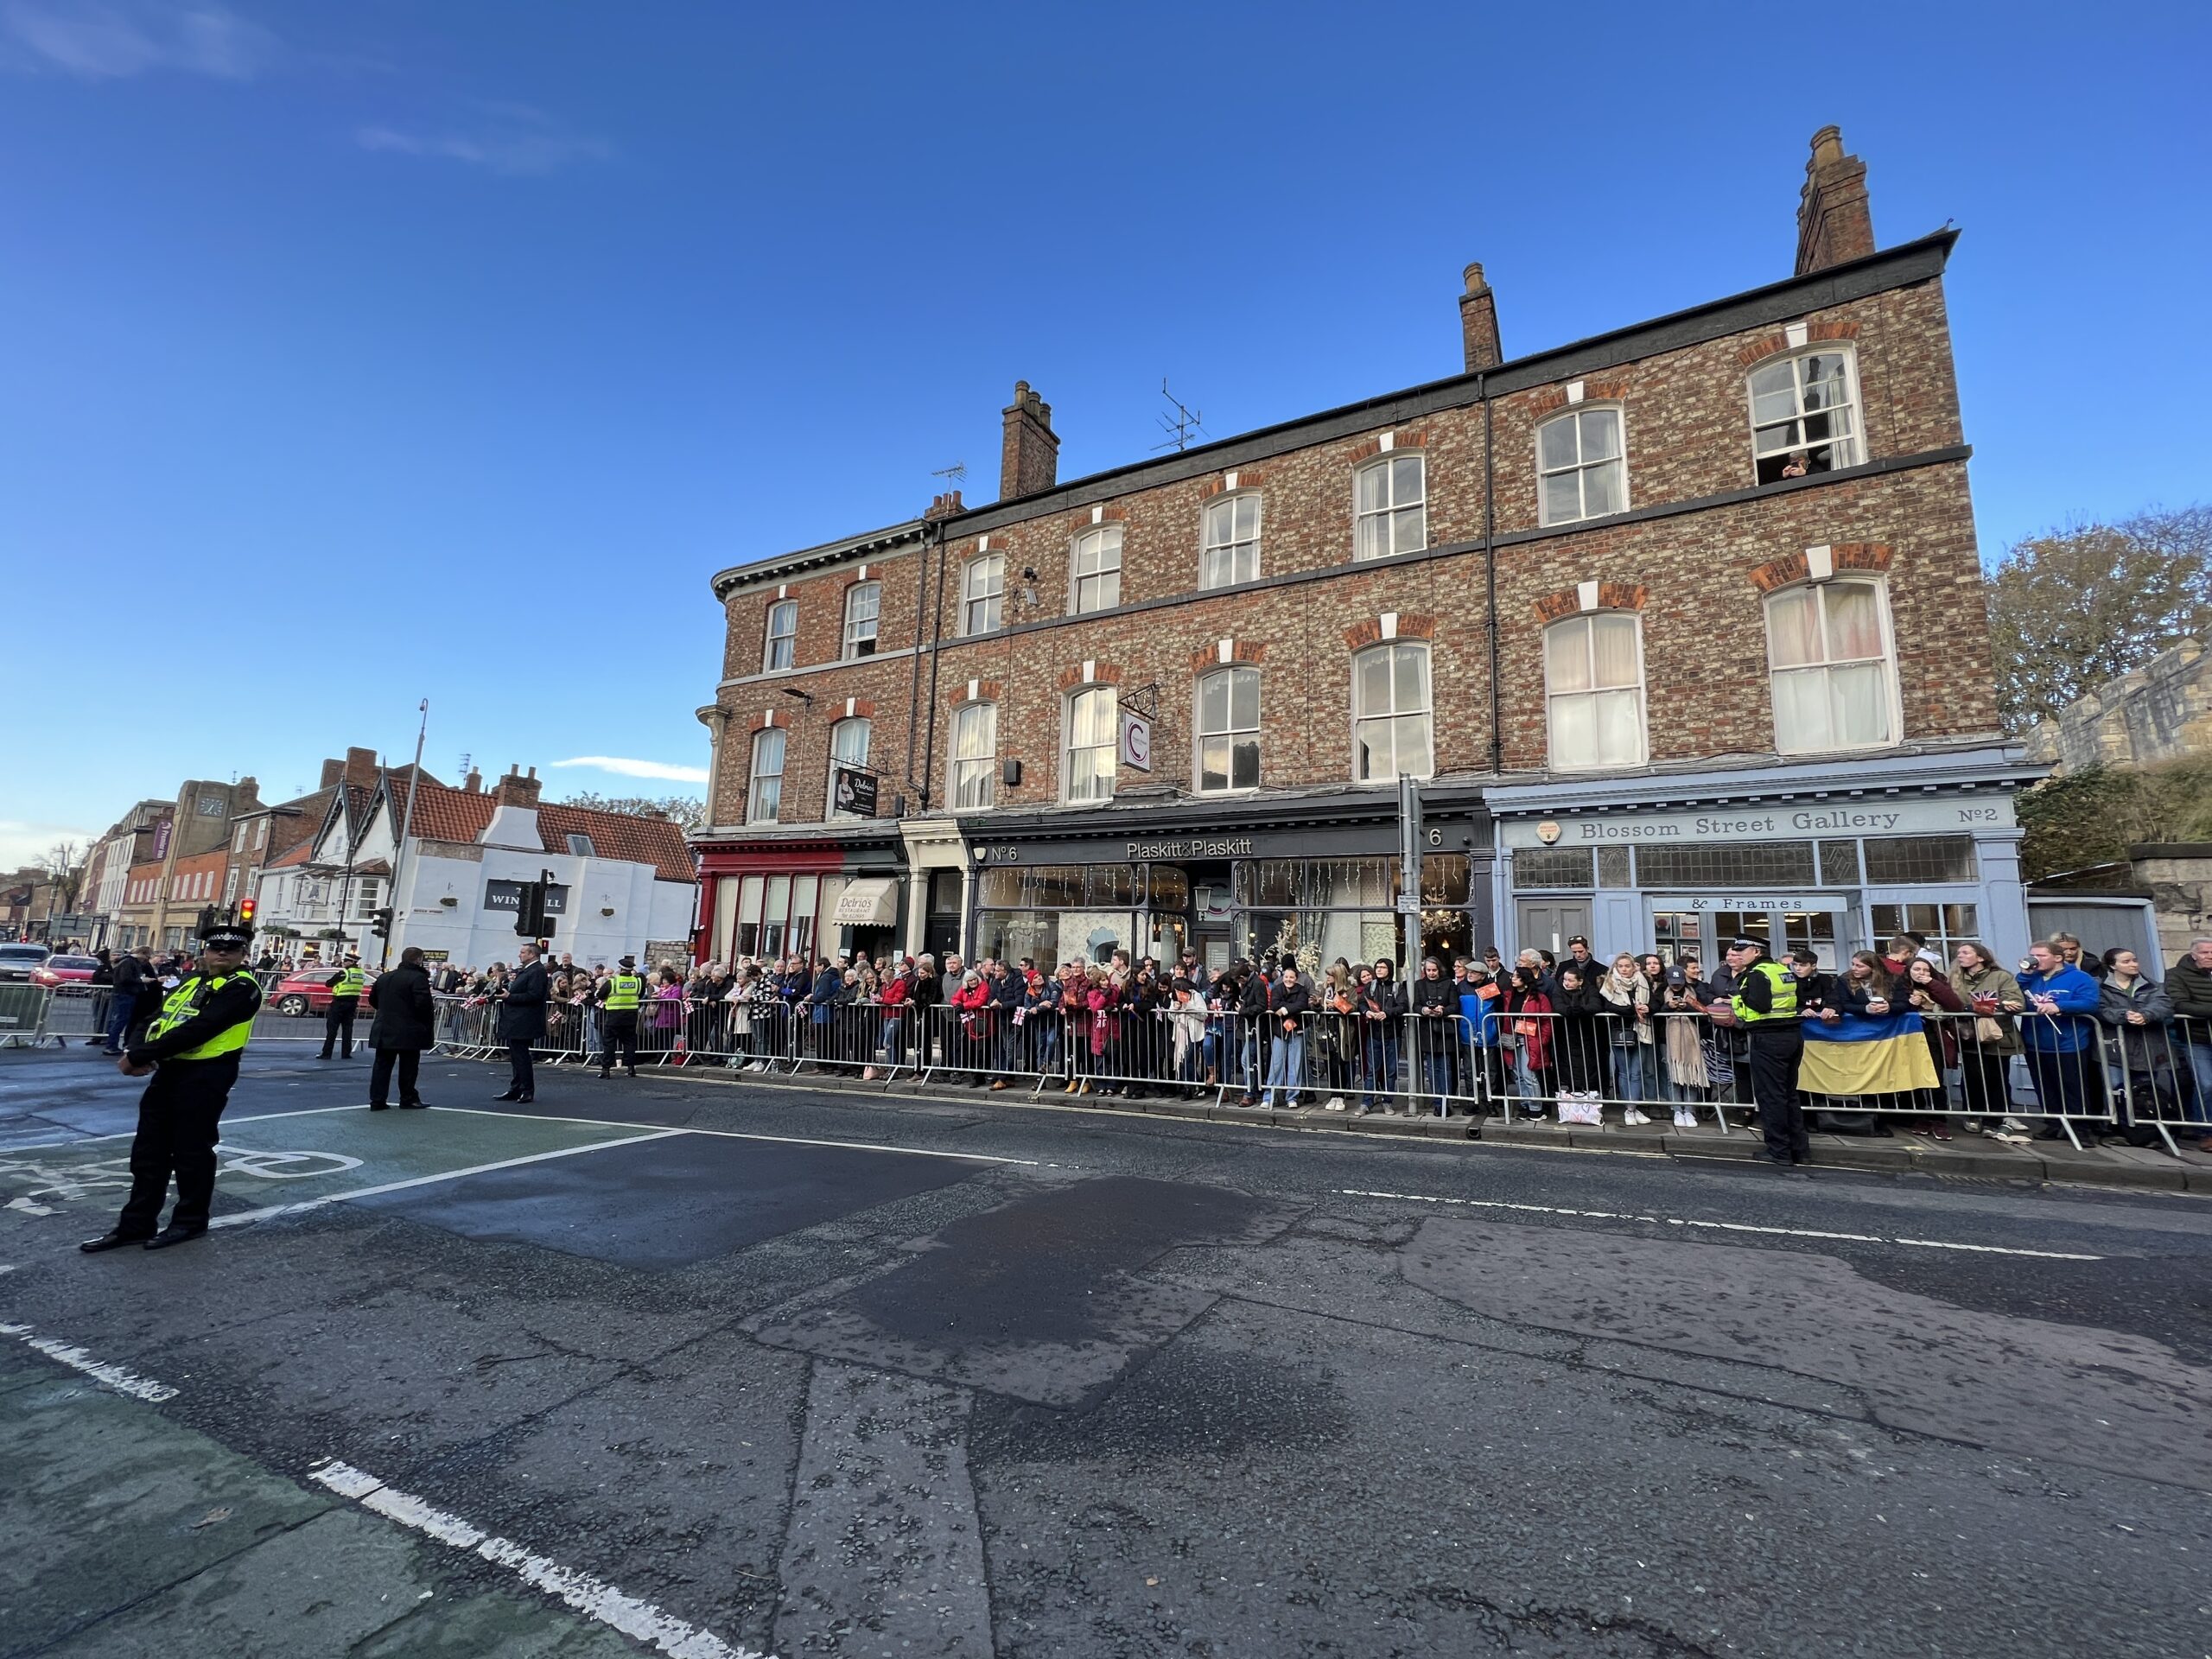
left=513, top=880, right=547, bottom=938
left=369, top=906, right=394, bottom=941
left=237, top=897, right=256, bottom=926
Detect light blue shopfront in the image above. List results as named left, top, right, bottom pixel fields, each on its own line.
left=1487, top=747, right=2042, bottom=972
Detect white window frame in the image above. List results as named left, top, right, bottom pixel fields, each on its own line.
left=842, top=582, right=880, bottom=659
left=1193, top=666, right=1262, bottom=794
left=1764, top=577, right=1902, bottom=755
left=747, top=728, right=786, bottom=823
left=1199, top=492, right=1261, bottom=589
left=962, top=555, right=1004, bottom=636
left=950, top=702, right=997, bottom=810
left=763, top=599, right=798, bottom=672
left=1542, top=612, right=1649, bottom=771
left=1747, top=346, right=1863, bottom=484
left=1351, top=642, right=1433, bottom=783
left=1062, top=684, right=1119, bottom=805
left=1353, top=454, right=1427, bottom=561
left=826, top=717, right=872, bottom=819
left=1071, top=524, right=1122, bottom=614
left=1535, top=405, right=1629, bottom=526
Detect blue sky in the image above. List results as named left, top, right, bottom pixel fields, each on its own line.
left=3, top=2, right=2207, bottom=868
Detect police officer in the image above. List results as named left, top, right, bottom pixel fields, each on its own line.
left=597, top=955, right=642, bottom=1077
left=1726, top=936, right=1808, bottom=1167
left=81, top=919, right=264, bottom=1252
left=321, top=952, right=366, bottom=1060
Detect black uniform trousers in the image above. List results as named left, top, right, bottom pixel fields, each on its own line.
left=506, top=1038, right=536, bottom=1096
left=368, top=1046, right=423, bottom=1107
left=599, top=1011, right=638, bottom=1074
left=116, top=1053, right=240, bottom=1236
left=321, top=996, right=359, bottom=1058
left=1747, top=1024, right=1808, bottom=1163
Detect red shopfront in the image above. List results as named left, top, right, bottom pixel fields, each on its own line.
left=693, top=836, right=905, bottom=967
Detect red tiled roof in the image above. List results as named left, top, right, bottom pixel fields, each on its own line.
left=396, top=780, right=498, bottom=846
left=267, top=842, right=315, bottom=870
left=534, top=803, right=695, bottom=884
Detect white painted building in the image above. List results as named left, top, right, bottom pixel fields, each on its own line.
left=255, top=765, right=696, bottom=970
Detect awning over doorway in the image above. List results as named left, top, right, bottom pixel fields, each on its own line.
left=830, top=876, right=899, bottom=926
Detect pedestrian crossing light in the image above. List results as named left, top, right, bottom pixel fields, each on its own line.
left=370, top=906, right=394, bottom=941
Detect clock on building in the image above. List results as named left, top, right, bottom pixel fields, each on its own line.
left=197, top=795, right=226, bottom=817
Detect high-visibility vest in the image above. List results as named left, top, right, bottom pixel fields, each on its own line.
left=1730, top=959, right=1799, bottom=1026
left=148, top=972, right=256, bottom=1061
left=605, top=974, right=643, bottom=1012
left=333, top=966, right=366, bottom=999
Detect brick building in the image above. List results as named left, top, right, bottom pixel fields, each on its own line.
left=692, top=129, right=2038, bottom=974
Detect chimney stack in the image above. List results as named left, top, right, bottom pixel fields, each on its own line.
left=493, top=764, right=542, bottom=808
left=1794, top=125, right=1874, bottom=276
left=343, top=745, right=379, bottom=785
left=1458, top=262, right=1501, bottom=372
left=999, top=381, right=1058, bottom=500
left=464, top=767, right=483, bottom=793
left=925, top=488, right=965, bottom=521
left=320, top=758, right=343, bottom=788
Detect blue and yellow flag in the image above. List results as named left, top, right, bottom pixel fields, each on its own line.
left=1800, top=1008, right=1941, bottom=1096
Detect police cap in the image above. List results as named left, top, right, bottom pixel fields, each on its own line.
left=199, top=922, right=254, bottom=950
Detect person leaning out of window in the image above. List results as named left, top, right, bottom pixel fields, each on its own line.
left=1948, top=942, right=2024, bottom=1140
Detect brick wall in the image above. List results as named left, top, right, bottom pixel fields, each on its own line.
left=706, top=266, right=1998, bottom=828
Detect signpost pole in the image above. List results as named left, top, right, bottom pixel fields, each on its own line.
left=1398, top=772, right=1423, bottom=973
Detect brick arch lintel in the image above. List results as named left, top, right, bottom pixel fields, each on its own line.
left=1186, top=640, right=1269, bottom=677
left=1532, top=582, right=1650, bottom=625
left=1350, top=429, right=1431, bottom=464
left=1749, top=542, right=1894, bottom=594
left=1199, top=467, right=1268, bottom=499
left=1526, top=378, right=1633, bottom=422
left=1737, top=319, right=1862, bottom=371
left=1054, top=661, right=1128, bottom=693
left=945, top=679, right=1004, bottom=709
left=1342, top=613, right=1439, bottom=652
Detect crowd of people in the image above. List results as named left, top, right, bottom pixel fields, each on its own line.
left=422, top=931, right=2212, bottom=1149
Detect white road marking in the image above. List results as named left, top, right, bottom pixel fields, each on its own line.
left=1, top=1321, right=179, bottom=1402
left=309, top=1460, right=764, bottom=1659
left=209, top=1129, right=686, bottom=1230
left=1336, top=1188, right=2104, bottom=1260
left=5, top=1103, right=377, bottom=1152
left=426, top=1103, right=1036, bottom=1165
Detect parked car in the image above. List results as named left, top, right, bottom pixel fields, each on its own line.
left=31, top=955, right=100, bottom=994
left=270, top=966, right=375, bottom=1017
left=0, top=943, right=50, bottom=982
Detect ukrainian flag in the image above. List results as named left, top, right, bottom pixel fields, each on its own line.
left=1799, top=1008, right=1941, bottom=1096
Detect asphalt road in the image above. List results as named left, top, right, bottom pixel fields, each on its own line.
left=3, top=1042, right=2209, bottom=1658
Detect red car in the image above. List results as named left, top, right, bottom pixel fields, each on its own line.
left=270, top=967, right=376, bottom=1017
left=31, top=955, right=100, bottom=994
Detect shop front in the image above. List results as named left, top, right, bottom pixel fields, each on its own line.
left=957, top=791, right=1495, bottom=975
left=693, top=826, right=907, bottom=967
left=1488, top=748, right=2040, bottom=970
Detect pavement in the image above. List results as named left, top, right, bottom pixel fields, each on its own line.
left=3, top=1039, right=2210, bottom=1657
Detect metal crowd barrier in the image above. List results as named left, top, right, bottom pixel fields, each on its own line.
left=398, top=982, right=2212, bottom=1160
left=0, top=983, right=53, bottom=1048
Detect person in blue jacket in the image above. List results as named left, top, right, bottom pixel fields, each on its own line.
left=2015, top=939, right=2107, bottom=1140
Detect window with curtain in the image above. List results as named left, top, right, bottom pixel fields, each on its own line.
left=1354, top=454, right=1426, bottom=560
left=826, top=718, right=871, bottom=818
left=763, top=600, right=798, bottom=671
left=1072, top=525, right=1122, bottom=613
left=1544, top=612, right=1647, bottom=769
left=1200, top=493, right=1261, bottom=588
left=1537, top=407, right=1626, bottom=524
left=962, top=555, right=1003, bottom=635
left=1749, top=349, right=1862, bottom=484
left=950, top=702, right=997, bottom=809
left=1195, top=666, right=1261, bottom=792
left=1766, top=579, right=1897, bottom=753
left=1065, top=685, right=1119, bottom=804
left=747, top=728, right=785, bottom=823
left=842, top=582, right=880, bottom=658
left=1352, top=642, right=1433, bottom=781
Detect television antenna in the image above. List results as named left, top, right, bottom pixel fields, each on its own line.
left=930, top=461, right=968, bottom=486
left=1154, top=379, right=1205, bottom=453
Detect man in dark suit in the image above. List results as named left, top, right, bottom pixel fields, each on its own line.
left=495, top=942, right=548, bottom=1103
left=367, top=945, right=436, bottom=1109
